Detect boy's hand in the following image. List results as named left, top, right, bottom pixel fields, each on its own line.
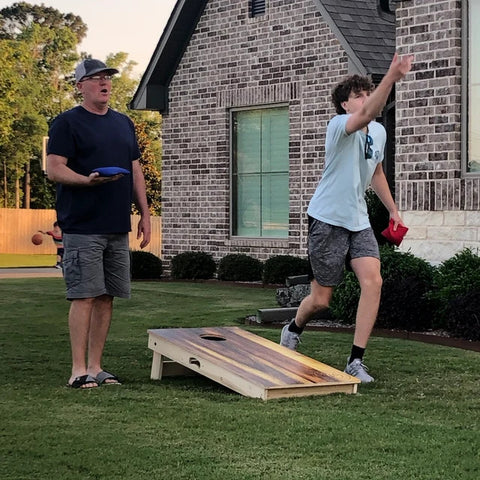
left=387, top=53, right=414, bottom=82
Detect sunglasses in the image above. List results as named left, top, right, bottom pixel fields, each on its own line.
left=81, top=75, right=114, bottom=82
left=365, top=131, right=373, bottom=160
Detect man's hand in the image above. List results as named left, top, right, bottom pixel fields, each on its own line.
left=137, top=215, right=151, bottom=249
left=87, top=172, right=125, bottom=185
left=47, top=154, right=127, bottom=186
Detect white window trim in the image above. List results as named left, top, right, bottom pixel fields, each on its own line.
left=229, top=103, right=290, bottom=239
left=462, top=0, right=480, bottom=177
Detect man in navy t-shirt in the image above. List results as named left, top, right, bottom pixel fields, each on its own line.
left=47, top=59, right=151, bottom=389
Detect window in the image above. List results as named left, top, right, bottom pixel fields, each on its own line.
left=465, top=0, right=480, bottom=173
left=250, top=0, right=266, bottom=18
left=232, top=107, right=289, bottom=238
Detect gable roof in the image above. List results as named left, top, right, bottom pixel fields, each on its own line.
left=130, top=0, right=208, bottom=112
left=314, top=0, right=395, bottom=78
left=131, top=0, right=395, bottom=112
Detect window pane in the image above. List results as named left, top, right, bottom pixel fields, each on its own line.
left=469, top=0, right=480, bottom=172
left=261, top=173, right=289, bottom=237
left=232, top=107, right=289, bottom=238
left=262, top=110, right=290, bottom=173
left=234, top=112, right=261, bottom=174
left=235, top=174, right=261, bottom=237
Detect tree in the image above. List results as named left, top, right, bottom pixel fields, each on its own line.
left=102, top=52, right=162, bottom=215
left=0, top=38, right=19, bottom=206
left=0, top=2, right=84, bottom=208
left=134, top=121, right=162, bottom=215
left=0, top=2, right=86, bottom=41
left=0, top=4, right=162, bottom=212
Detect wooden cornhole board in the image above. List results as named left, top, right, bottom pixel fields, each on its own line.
left=147, top=327, right=360, bottom=400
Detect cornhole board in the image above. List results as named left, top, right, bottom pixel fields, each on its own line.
left=147, top=327, right=360, bottom=400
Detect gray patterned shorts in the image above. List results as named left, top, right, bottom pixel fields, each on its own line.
left=307, top=216, right=379, bottom=287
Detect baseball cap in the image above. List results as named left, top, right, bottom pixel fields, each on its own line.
left=74, top=59, right=119, bottom=82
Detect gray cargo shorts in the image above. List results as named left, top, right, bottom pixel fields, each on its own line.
left=307, top=216, right=379, bottom=287
left=62, top=233, right=131, bottom=300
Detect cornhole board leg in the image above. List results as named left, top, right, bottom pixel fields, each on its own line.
left=150, top=351, right=197, bottom=379
left=149, top=335, right=266, bottom=398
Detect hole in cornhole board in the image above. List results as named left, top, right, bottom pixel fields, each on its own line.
left=200, top=334, right=226, bottom=341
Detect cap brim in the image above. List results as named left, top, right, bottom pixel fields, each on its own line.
left=78, top=67, right=119, bottom=82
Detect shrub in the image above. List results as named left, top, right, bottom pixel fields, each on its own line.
left=171, top=251, right=216, bottom=280
left=217, top=254, right=263, bottom=282
left=429, top=248, right=480, bottom=328
left=377, top=246, right=435, bottom=331
left=130, top=250, right=162, bottom=280
left=263, top=255, right=309, bottom=285
left=446, top=290, right=480, bottom=341
left=331, top=245, right=435, bottom=331
left=330, top=269, right=359, bottom=324
left=378, top=275, right=434, bottom=331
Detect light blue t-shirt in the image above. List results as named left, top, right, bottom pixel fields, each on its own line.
left=307, top=114, right=386, bottom=231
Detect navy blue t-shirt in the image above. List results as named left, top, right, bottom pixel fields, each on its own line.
left=47, top=106, right=141, bottom=234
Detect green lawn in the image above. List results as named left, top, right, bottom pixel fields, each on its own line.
left=0, top=253, right=56, bottom=267
left=0, top=279, right=478, bottom=480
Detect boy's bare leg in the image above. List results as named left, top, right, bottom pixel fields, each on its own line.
left=281, top=279, right=332, bottom=349
left=350, top=256, right=382, bottom=347
left=295, top=279, right=333, bottom=328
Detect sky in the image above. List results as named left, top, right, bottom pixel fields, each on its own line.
left=0, top=0, right=177, bottom=76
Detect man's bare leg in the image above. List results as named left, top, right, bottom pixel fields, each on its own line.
left=68, top=298, right=98, bottom=388
left=87, top=294, right=114, bottom=379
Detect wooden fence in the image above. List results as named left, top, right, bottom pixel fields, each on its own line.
left=0, top=208, right=162, bottom=257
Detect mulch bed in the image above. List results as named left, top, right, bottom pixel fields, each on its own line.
left=245, top=316, right=480, bottom=353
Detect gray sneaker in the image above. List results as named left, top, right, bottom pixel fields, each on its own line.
left=344, top=358, right=374, bottom=383
left=280, top=324, right=300, bottom=350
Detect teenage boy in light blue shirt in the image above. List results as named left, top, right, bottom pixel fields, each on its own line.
left=281, top=53, right=413, bottom=383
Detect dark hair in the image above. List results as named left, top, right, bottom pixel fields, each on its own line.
left=332, top=74, right=374, bottom=114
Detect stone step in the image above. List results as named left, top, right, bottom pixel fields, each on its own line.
left=285, top=275, right=310, bottom=286
left=257, top=307, right=298, bottom=323
left=257, top=307, right=334, bottom=324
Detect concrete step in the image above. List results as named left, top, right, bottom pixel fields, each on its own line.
left=257, top=307, right=334, bottom=324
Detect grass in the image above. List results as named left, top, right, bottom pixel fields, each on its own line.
left=0, top=279, right=478, bottom=480
left=0, top=253, right=56, bottom=267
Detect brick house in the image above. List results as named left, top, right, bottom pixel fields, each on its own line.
left=132, top=0, right=480, bottom=269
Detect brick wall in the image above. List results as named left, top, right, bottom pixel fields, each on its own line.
left=396, top=0, right=480, bottom=263
left=160, top=0, right=479, bottom=270
left=161, top=0, right=348, bottom=270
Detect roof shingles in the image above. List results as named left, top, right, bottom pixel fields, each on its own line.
left=318, top=0, right=395, bottom=75
left=132, top=0, right=396, bottom=111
